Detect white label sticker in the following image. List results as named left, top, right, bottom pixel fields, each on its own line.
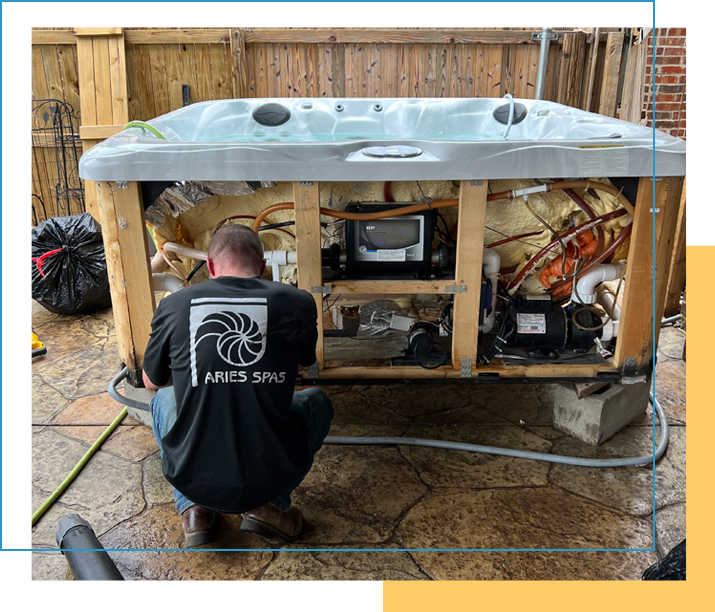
left=377, top=249, right=406, bottom=262
left=525, top=295, right=551, bottom=301
left=517, top=313, right=546, bottom=334
left=578, top=146, right=629, bottom=177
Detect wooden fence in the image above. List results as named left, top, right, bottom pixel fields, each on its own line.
left=31, top=27, right=630, bottom=224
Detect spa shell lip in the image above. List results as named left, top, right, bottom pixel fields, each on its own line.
left=79, top=98, right=686, bottom=183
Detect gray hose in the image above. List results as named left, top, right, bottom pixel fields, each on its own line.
left=107, top=368, right=667, bottom=467
left=661, top=314, right=683, bottom=326
left=107, top=367, right=152, bottom=411
left=326, top=391, right=667, bottom=467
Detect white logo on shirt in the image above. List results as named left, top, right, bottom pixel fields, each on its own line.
left=189, top=298, right=267, bottom=387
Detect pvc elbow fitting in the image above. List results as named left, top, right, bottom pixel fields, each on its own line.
left=573, top=264, right=625, bottom=305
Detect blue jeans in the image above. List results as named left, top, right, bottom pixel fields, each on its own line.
left=150, top=386, right=334, bottom=515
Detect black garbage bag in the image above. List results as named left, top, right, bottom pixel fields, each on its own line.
left=32, top=213, right=112, bottom=315
left=642, top=539, right=686, bottom=580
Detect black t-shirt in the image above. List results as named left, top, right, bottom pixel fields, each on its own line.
left=143, top=276, right=318, bottom=514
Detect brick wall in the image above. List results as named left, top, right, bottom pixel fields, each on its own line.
left=681, top=28, right=715, bottom=140
left=644, top=28, right=686, bottom=139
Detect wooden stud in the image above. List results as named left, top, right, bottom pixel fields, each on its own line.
left=79, top=125, right=124, bottom=139
left=108, top=35, right=129, bottom=124
left=452, top=180, right=488, bottom=369
left=293, top=182, right=324, bottom=370
left=126, top=29, right=231, bottom=45
left=598, top=31, right=625, bottom=117
left=95, top=181, right=156, bottom=379
left=318, top=363, right=617, bottom=380
left=615, top=176, right=685, bottom=375
left=244, top=29, right=550, bottom=46
left=77, top=37, right=98, bottom=126
left=664, top=180, right=687, bottom=318
left=75, top=27, right=123, bottom=37
left=33, top=29, right=78, bottom=45
left=81, top=139, right=101, bottom=221
left=34, top=28, right=616, bottom=48
left=325, top=280, right=465, bottom=295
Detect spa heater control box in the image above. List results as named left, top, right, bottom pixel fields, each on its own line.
left=345, top=203, right=435, bottom=276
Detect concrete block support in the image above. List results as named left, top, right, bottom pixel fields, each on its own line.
left=552, top=383, right=650, bottom=445
left=122, top=383, right=156, bottom=427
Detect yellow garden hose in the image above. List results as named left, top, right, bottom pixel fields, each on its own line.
left=31, top=407, right=128, bottom=526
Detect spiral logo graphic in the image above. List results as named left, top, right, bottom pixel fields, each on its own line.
left=195, top=311, right=265, bottom=367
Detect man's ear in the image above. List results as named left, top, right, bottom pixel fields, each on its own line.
left=259, top=258, right=267, bottom=276
left=207, top=257, right=217, bottom=278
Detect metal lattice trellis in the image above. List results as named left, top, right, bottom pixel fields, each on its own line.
left=31, top=99, right=85, bottom=225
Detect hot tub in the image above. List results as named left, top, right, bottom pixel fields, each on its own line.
left=78, top=98, right=686, bottom=182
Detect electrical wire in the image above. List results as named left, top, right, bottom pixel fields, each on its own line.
left=523, top=198, right=570, bottom=280
left=186, top=260, right=206, bottom=283
left=322, top=293, right=342, bottom=313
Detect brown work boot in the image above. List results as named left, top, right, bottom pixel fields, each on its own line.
left=182, top=505, right=217, bottom=548
left=240, top=504, right=304, bottom=542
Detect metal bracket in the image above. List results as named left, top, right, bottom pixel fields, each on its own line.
left=460, top=358, right=473, bottom=378
left=307, top=361, right=320, bottom=378
left=531, top=32, right=559, bottom=42
left=115, top=181, right=128, bottom=189
left=650, top=208, right=661, bottom=213
left=300, top=181, right=313, bottom=186
left=311, top=285, right=333, bottom=295
left=621, top=375, right=647, bottom=385
left=470, top=180, right=483, bottom=187
left=650, top=177, right=663, bottom=182
left=444, top=285, right=467, bottom=294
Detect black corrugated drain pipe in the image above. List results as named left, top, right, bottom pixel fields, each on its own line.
left=56, top=514, right=124, bottom=581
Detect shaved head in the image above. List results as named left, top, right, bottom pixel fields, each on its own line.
left=207, top=224, right=264, bottom=277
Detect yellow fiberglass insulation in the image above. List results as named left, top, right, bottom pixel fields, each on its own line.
left=152, top=179, right=631, bottom=286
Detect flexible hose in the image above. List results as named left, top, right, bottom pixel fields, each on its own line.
left=106, top=368, right=668, bottom=469
left=502, top=93, right=515, bottom=139
left=123, top=120, right=166, bottom=140
left=325, top=390, right=667, bottom=467
left=107, top=367, right=152, bottom=411
left=31, top=404, right=128, bottom=526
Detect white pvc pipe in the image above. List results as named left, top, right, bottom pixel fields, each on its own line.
left=597, top=286, right=621, bottom=342
left=150, top=251, right=169, bottom=273
left=163, top=242, right=297, bottom=282
left=152, top=273, right=185, bottom=294
left=162, top=241, right=208, bottom=261
left=480, top=248, right=501, bottom=333
left=572, top=263, right=625, bottom=305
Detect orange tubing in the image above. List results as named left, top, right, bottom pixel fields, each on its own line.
left=251, top=181, right=634, bottom=236
left=251, top=200, right=460, bottom=232
left=506, top=209, right=628, bottom=291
